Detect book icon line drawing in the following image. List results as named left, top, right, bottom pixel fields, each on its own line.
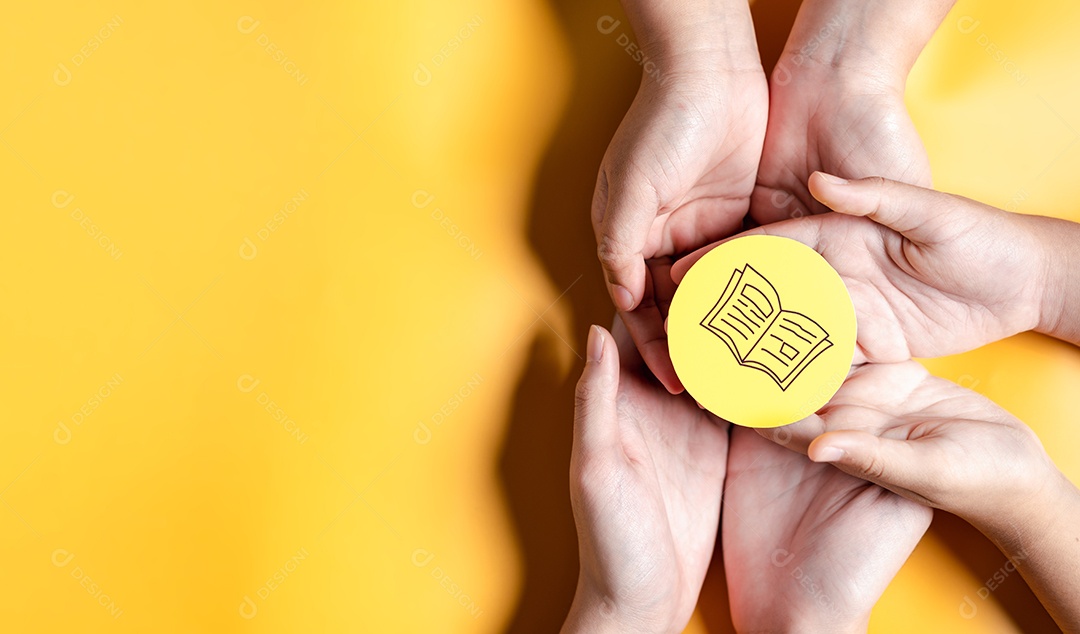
left=700, top=264, right=832, bottom=391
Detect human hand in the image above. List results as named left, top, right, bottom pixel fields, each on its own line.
left=751, top=64, right=930, bottom=223
left=723, top=425, right=931, bottom=632
left=593, top=0, right=767, bottom=393
left=562, top=319, right=729, bottom=634
left=767, top=361, right=1053, bottom=533
left=675, top=173, right=1051, bottom=363
left=750, top=0, right=957, bottom=223
left=755, top=361, right=1080, bottom=631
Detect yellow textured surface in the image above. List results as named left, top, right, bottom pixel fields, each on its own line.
left=0, top=0, right=1076, bottom=632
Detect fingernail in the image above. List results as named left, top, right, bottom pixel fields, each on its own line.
left=813, top=446, right=844, bottom=463
left=587, top=325, right=604, bottom=363
left=613, top=285, right=634, bottom=311
left=816, top=172, right=848, bottom=186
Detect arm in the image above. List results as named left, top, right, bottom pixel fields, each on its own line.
left=617, top=0, right=760, bottom=74
left=1033, top=214, right=1080, bottom=347
left=676, top=174, right=1078, bottom=363
left=974, top=470, right=1080, bottom=632
left=778, top=0, right=957, bottom=86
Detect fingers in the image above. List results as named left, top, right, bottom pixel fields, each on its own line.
left=620, top=258, right=683, bottom=393
left=610, top=313, right=643, bottom=369
left=807, top=172, right=977, bottom=245
left=593, top=167, right=656, bottom=312
left=573, top=325, right=622, bottom=454
left=670, top=232, right=752, bottom=284
left=669, top=219, right=823, bottom=284
left=808, top=430, right=926, bottom=495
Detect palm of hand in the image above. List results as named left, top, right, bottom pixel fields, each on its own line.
left=781, top=361, right=1051, bottom=518
left=755, top=210, right=1039, bottom=362
left=597, top=73, right=768, bottom=258
left=751, top=77, right=930, bottom=224
left=723, top=427, right=931, bottom=631
left=571, top=323, right=729, bottom=630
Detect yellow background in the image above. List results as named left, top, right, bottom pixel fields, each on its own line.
left=1, top=0, right=1078, bottom=632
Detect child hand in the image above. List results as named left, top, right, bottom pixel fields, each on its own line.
left=763, top=361, right=1080, bottom=631
left=673, top=173, right=1054, bottom=363
left=762, top=361, right=1056, bottom=529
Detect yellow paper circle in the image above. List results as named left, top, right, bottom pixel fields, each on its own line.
left=669, top=235, right=856, bottom=428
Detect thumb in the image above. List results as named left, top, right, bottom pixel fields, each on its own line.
left=807, top=172, right=977, bottom=245
left=808, top=430, right=928, bottom=494
left=573, top=325, right=622, bottom=454
left=593, top=166, right=656, bottom=312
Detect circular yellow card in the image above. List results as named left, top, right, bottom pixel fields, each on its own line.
left=669, top=235, right=856, bottom=428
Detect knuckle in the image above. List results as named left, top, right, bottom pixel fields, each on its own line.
left=860, top=450, right=887, bottom=480
left=574, top=376, right=594, bottom=411
left=864, top=176, right=890, bottom=213
left=591, top=170, right=610, bottom=227
left=596, top=237, right=627, bottom=270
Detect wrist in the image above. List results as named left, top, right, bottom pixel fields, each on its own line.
left=1029, top=215, right=1080, bottom=344
left=966, top=446, right=1065, bottom=549
left=562, top=582, right=678, bottom=634
left=561, top=592, right=622, bottom=634
left=618, top=0, right=762, bottom=76
left=974, top=468, right=1077, bottom=562
left=776, top=0, right=955, bottom=90
left=736, top=615, right=868, bottom=634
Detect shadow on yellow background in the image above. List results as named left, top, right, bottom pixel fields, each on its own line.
left=1, top=0, right=1078, bottom=632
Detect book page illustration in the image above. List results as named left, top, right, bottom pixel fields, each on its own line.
left=700, top=264, right=833, bottom=390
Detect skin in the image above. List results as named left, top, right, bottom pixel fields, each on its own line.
left=760, top=361, right=1080, bottom=632
left=592, top=0, right=767, bottom=393
left=594, top=0, right=956, bottom=393
left=722, top=426, right=931, bottom=633
left=562, top=320, right=931, bottom=633
left=752, top=0, right=955, bottom=222
left=562, top=320, right=728, bottom=634
left=673, top=173, right=1058, bottom=363
left=582, top=0, right=1080, bottom=629
left=570, top=169, right=1080, bottom=629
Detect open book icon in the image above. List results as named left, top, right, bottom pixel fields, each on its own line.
left=701, top=264, right=832, bottom=391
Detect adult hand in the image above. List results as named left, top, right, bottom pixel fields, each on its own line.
left=674, top=174, right=1050, bottom=363
left=594, top=0, right=767, bottom=393
left=723, top=425, right=931, bottom=632
left=751, top=64, right=929, bottom=223
left=751, top=0, right=956, bottom=223
left=562, top=319, right=729, bottom=634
